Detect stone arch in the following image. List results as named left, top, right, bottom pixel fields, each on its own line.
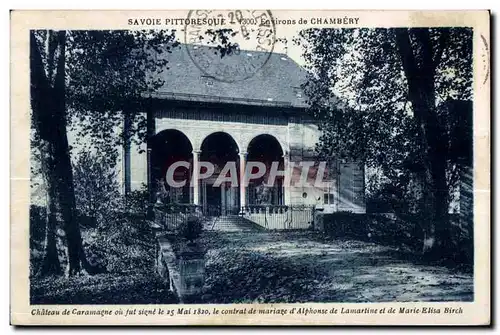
left=150, top=128, right=194, bottom=203
left=246, top=134, right=285, bottom=206
left=153, top=127, right=195, bottom=152
left=199, top=131, right=241, bottom=215
left=246, top=133, right=285, bottom=156
left=200, top=130, right=242, bottom=154
left=153, top=128, right=194, bottom=150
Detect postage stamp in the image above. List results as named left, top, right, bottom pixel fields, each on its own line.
left=10, top=10, right=490, bottom=326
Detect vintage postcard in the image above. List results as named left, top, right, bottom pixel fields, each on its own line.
left=10, top=10, right=490, bottom=325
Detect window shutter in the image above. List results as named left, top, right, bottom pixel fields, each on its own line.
left=338, top=162, right=365, bottom=213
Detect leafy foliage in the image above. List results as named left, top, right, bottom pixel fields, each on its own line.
left=29, top=206, right=47, bottom=277
left=321, top=212, right=472, bottom=266
left=202, top=29, right=240, bottom=57
left=83, top=211, right=155, bottom=274
left=125, top=185, right=150, bottom=214
left=29, top=28, right=266, bottom=277
left=40, top=149, right=154, bottom=275
left=175, top=215, right=203, bottom=241
left=73, top=149, right=121, bottom=221
left=299, top=28, right=472, bottom=211
left=64, top=30, right=180, bottom=166
left=64, top=29, right=242, bottom=163
left=30, top=29, right=181, bottom=276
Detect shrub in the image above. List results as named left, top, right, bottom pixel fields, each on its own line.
left=83, top=211, right=155, bottom=273
left=73, top=149, right=120, bottom=222
left=125, top=185, right=149, bottom=214
left=73, top=150, right=154, bottom=273
left=175, top=215, right=203, bottom=242
left=321, top=212, right=472, bottom=265
left=322, top=212, right=424, bottom=250
left=29, top=205, right=46, bottom=277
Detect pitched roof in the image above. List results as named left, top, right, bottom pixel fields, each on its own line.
left=149, top=44, right=308, bottom=108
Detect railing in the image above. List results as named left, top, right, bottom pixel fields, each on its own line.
left=202, top=204, right=239, bottom=216
left=159, top=203, right=202, bottom=214
left=153, top=203, right=230, bottom=232
left=152, top=203, right=202, bottom=232
left=242, top=205, right=315, bottom=230
left=152, top=203, right=316, bottom=232
left=288, top=205, right=316, bottom=230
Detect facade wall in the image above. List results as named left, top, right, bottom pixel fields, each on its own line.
left=154, top=106, right=289, bottom=154
left=116, top=112, right=148, bottom=193
left=125, top=103, right=365, bottom=213
left=288, top=116, right=323, bottom=207
left=129, top=140, right=148, bottom=192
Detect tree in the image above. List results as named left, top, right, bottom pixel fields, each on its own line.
left=30, top=30, right=178, bottom=276
left=31, top=31, right=73, bottom=276
left=300, top=28, right=472, bottom=256
left=30, top=29, right=240, bottom=276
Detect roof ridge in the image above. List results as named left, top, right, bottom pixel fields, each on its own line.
left=172, top=42, right=293, bottom=59
left=150, top=42, right=309, bottom=108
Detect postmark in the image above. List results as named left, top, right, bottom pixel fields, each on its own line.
left=184, top=10, right=276, bottom=83
left=480, top=34, right=490, bottom=85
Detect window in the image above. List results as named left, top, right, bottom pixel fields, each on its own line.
left=323, top=181, right=336, bottom=205
left=321, top=161, right=337, bottom=206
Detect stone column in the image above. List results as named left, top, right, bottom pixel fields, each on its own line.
left=192, top=150, right=201, bottom=206
left=239, top=151, right=247, bottom=213
left=283, top=152, right=291, bottom=206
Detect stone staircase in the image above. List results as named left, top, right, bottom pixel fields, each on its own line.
left=203, top=215, right=263, bottom=232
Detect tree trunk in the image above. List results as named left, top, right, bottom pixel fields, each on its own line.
left=394, top=28, right=452, bottom=257
left=30, top=30, right=91, bottom=276
left=38, top=208, right=62, bottom=276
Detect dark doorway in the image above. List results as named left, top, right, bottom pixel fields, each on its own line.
left=150, top=129, right=193, bottom=204
left=247, top=134, right=284, bottom=205
left=200, top=132, right=240, bottom=215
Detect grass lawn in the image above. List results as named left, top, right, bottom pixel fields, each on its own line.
left=200, top=230, right=473, bottom=303
left=30, top=271, right=177, bottom=304
left=30, top=230, right=473, bottom=304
